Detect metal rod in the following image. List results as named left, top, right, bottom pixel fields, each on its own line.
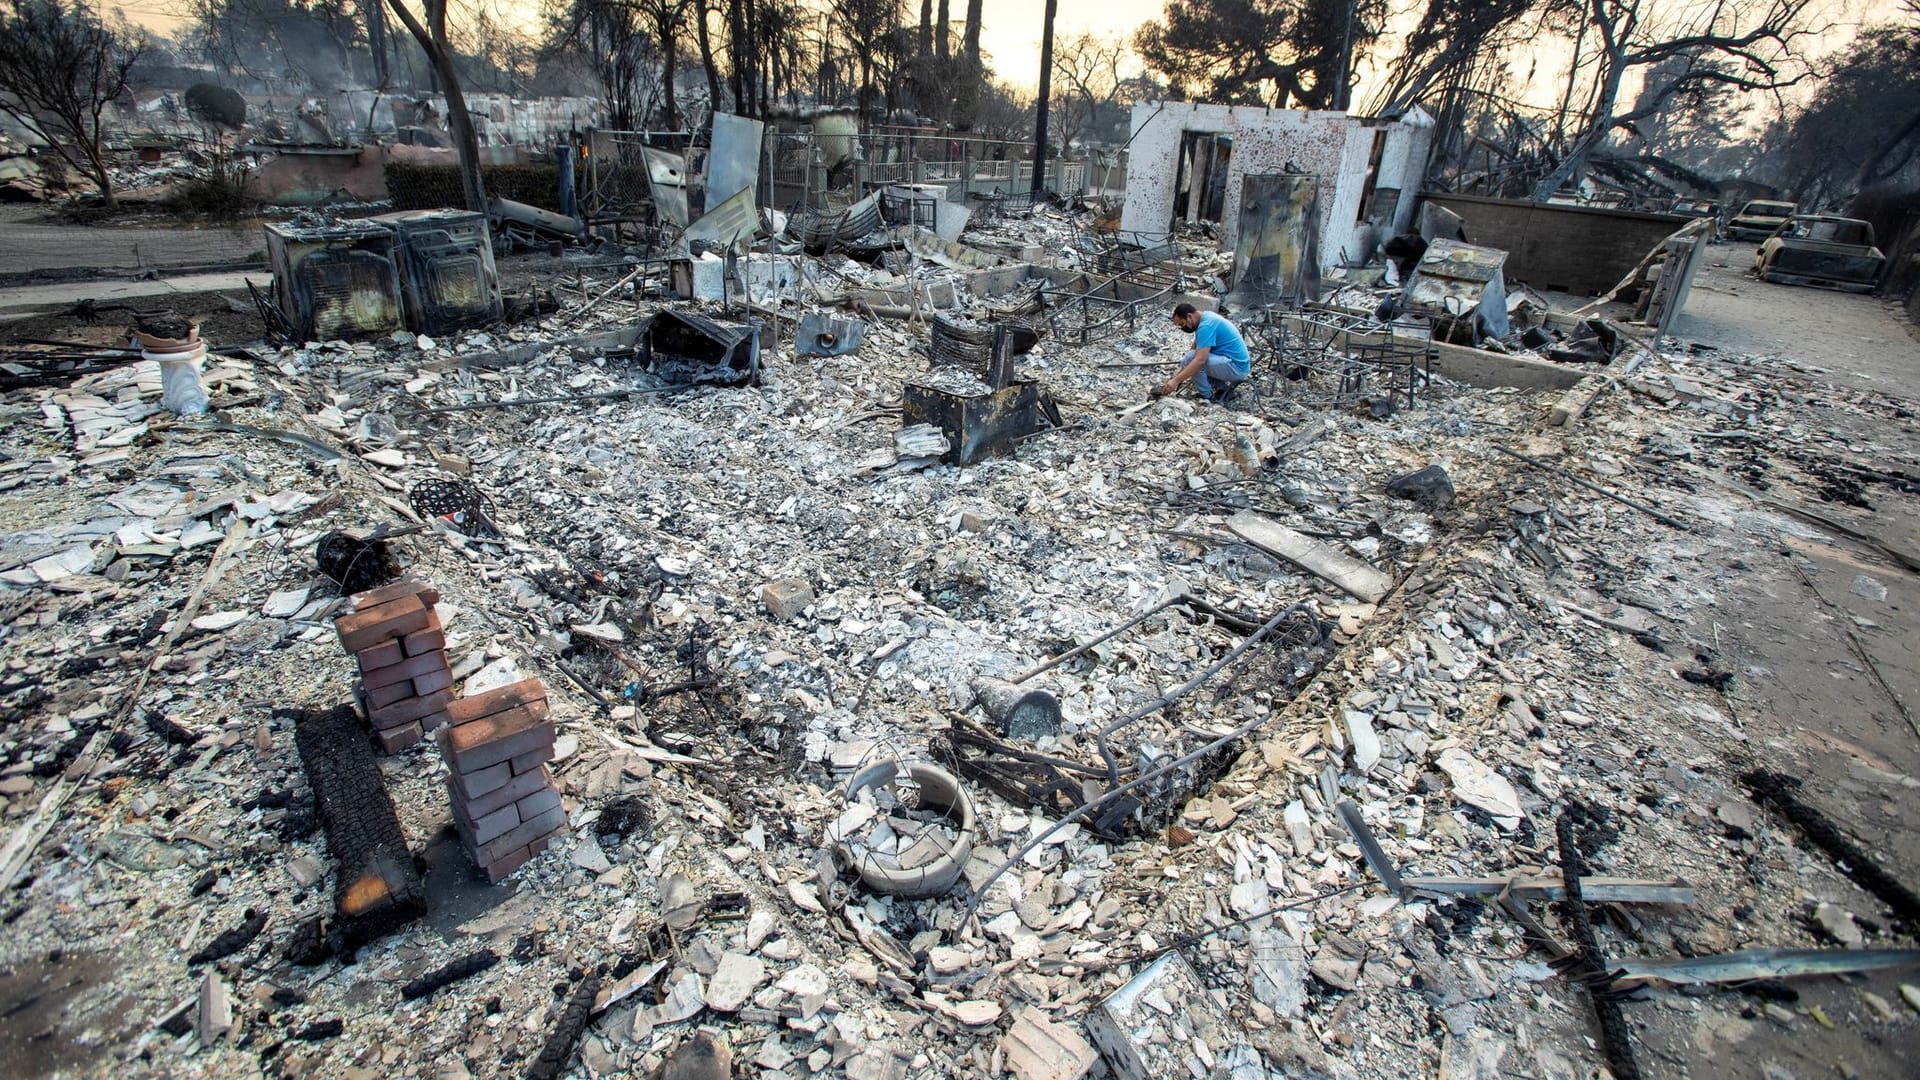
left=965, top=604, right=1306, bottom=914
left=1093, top=603, right=1303, bottom=783
left=1336, top=798, right=1405, bottom=896
left=1492, top=444, right=1691, bottom=530
left=1008, top=596, right=1185, bottom=684
left=417, top=387, right=677, bottom=414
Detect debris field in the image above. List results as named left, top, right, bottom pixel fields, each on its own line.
left=2, top=211, right=1920, bottom=1080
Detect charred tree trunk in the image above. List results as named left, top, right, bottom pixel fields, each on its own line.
left=726, top=0, right=747, bottom=115
left=1534, top=40, right=1624, bottom=202
left=387, top=0, right=487, bottom=213
left=694, top=0, right=722, bottom=117
left=1031, top=0, right=1057, bottom=197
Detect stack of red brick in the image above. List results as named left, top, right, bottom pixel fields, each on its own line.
left=333, top=580, right=454, bottom=754
left=438, top=678, right=566, bottom=881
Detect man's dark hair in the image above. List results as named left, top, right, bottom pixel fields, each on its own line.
left=1172, top=303, right=1197, bottom=318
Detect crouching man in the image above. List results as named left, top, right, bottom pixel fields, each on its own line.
left=1152, top=303, right=1249, bottom=403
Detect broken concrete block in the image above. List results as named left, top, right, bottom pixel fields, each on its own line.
left=1345, top=710, right=1380, bottom=773
left=1813, top=902, right=1864, bottom=948
left=1282, top=801, right=1313, bottom=856
left=1000, top=1008, right=1098, bottom=1080
left=1436, top=747, right=1523, bottom=823
left=1249, top=927, right=1308, bottom=1018
left=761, top=578, right=814, bottom=621
left=704, top=952, right=766, bottom=1012
left=842, top=1047, right=907, bottom=1080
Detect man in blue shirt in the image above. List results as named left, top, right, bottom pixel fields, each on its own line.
left=1152, top=303, right=1251, bottom=403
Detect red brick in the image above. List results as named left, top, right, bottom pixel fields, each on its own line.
left=373, top=721, right=423, bottom=754
left=356, top=639, right=404, bottom=672
left=482, top=843, right=535, bottom=883
left=402, top=627, right=447, bottom=657
left=349, top=579, right=441, bottom=610
left=336, top=595, right=431, bottom=654
left=369, top=688, right=455, bottom=727
left=362, top=649, right=450, bottom=692
left=366, top=677, right=418, bottom=710
left=451, top=764, right=551, bottom=820
left=456, top=800, right=521, bottom=846
left=420, top=709, right=451, bottom=734
left=445, top=679, right=548, bottom=726
left=482, top=826, right=562, bottom=882
left=442, top=704, right=554, bottom=774
left=357, top=615, right=443, bottom=673
left=449, top=757, right=512, bottom=797
left=509, top=744, right=555, bottom=774
left=514, top=786, right=562, bottom=823
left=411, top=666, right=453, bottom=697
left=472, top=803, right=566, bottom=865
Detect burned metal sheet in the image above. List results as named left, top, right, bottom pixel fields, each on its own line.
left=640, top=147, right=691, bottom=227
left=795, top=313, right=867, bottom=356
left=905, top=225, right=1002, bottom=270
left=705, top=112, right=764, bottom=215
left=1231, top=174, right=1319, bottom=308
left=684, top=185, right=761, bottom=250
left=929, top=314, right=1041, bottom=373
left=797, top=192, right=881, bottom=254
left=641, top=310, right=760, bottom=387
left=900, top=380, right=1057, bottom=465
left=371, top=209, right=502, bottom=335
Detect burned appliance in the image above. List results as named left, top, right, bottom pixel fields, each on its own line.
left=902, top=325, right=1061, bottom=466
left=1405, top=238, right=1510, bottom=346
left=265, top=220, right=405, bottom=343
left=641, top=310, right=762, bottom=387
left=372, top=209, right=502, bottom=335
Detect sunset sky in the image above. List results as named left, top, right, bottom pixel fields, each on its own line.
left=111, top=0, right=1911, bottom=104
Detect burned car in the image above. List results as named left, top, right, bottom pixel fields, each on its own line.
left=1754, top=215, right=1887, bottom=293
left=1725, top=199, right=1797, bottom=240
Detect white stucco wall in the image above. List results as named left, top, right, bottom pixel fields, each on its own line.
left=1119, top=101, right=1432, bottom=269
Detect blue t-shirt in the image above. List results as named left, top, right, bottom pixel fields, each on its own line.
left=1195, top=311, right=1250, bottom=375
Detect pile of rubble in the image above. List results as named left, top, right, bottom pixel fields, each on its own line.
left=1, top=198, right=1917, bottom=1080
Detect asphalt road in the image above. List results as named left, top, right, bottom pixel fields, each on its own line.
left=0, top=205, right=261, bottom=274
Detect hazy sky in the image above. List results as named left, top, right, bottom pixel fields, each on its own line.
left=115, top=0, right=1909, bottom=103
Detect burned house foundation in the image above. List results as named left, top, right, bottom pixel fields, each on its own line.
left=8, top=66, right=1920, bottom=1080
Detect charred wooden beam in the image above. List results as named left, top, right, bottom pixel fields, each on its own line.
left=291, top=705, right=427, bottom=954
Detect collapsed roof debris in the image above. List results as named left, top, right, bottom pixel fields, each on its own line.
left=3, top=96, right=1920, bottom=1080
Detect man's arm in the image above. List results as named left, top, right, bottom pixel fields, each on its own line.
left=1155, top=346, right=1211, bottom=397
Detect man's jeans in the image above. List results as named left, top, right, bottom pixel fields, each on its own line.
left=1185, top=350, right=1250, bottom=398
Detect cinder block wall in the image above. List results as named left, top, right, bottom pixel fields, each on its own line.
left=1418, top=193, right=1689, bottom=295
